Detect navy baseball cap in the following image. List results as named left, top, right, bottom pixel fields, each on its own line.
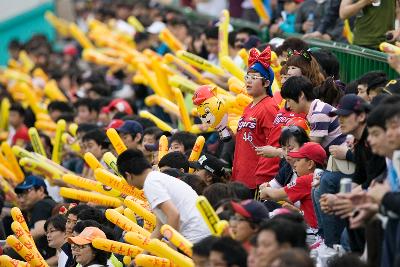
left=15, top=175, right=47, bottom=194
left=231, top=199, right=270, bottom=223
left=329, top=94, right=366, bottom=117
left=117, top=120, right=143, bottom=135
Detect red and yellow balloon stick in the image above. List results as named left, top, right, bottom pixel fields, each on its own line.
left=94, top=169, right=146, bottom=201
left=105, top=209, right=151, bottom=237
left=106, top=128, right=127, bottom=155
left=135, top=255, right=174, bottom=267
left=158, top=135, right=169, bottom=162
left=160, top=224, right=193, bottom=257
left=92, top=237, right=143, bottom=257
left=173, top=88, right=192, bottom=131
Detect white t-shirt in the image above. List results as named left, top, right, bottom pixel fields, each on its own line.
left=144, top=171, right=210, bottom=243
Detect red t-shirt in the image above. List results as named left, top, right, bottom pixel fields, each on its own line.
left=284, top=174, right=318, bottom=229
left=12, top=125, right=29, bottom=146
left=232, top=96, right=279, bottom=189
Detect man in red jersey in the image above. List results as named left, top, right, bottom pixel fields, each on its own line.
left=232, top=46, right=281, bottom=192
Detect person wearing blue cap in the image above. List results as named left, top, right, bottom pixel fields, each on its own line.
left=117, top=120, right=144, bottom=150
left=231, top=46, right=280, bottom=193
left=14, top=175, right=57, bottom=260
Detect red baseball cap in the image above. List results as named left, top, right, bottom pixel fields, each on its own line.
left=101, top=99, right=133, bottom=115
left=288, top=142, right=327, bottom=166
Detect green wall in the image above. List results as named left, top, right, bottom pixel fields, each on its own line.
left=0, top=1, right=55, bottom=65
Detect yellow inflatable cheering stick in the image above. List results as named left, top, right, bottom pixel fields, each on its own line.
left=173, top=88, right=192, bottom=131
left=62, top=174, right=122, bottom=198
left=188, top=136, right=205, bottom=173
left=127, top=16, right=145, bottom=32
left=0, top=255, right=30, bottom=267
left=168, top=75, right=199, bottom=94
left=380, top=42, right=400, bottom=54
left=6, top=236, right=48, bottom=267
left=196, top=196, right=229, bottom=236
left=105, top=209, right=151, bottom=237
left=134, top=255, right=174, bottom=267
left=102, top=152, right=123, bottom=177
left=158, top=135, right=169, bottom=162
left=94, top=169, right=146, bottom=201
left=52, top=119, right=66, bottom=164
left=60, top=187, right=122, bottom=208
left=69, top=22, right=94, bottom=49
left=106, top=128, right=127, bottom=155
left=159, top=28, right=184, bottom=53
left=218, top=10, right=230, bottom=63
left=176, top=50, right=226, bottom=77
left=124, top=198, right=156, bottom=232
left=220, top=56, right=246, bottom=82
left=1, top=142, right=24, bottom=183
left=0, top=98, right=10, bottom=131
left=84, top=152, right=104, bottom=170
left=28, top=127, right=46, bottom=157
left=139, top=111, right=173, bottom=132
left=160, top=224, right=193, bottom=257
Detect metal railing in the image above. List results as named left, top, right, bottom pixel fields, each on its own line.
left=165, top=4, right=398, bottom=82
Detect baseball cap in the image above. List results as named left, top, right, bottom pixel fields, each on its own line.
left=106, top=119, right=124, bottom=130
left=231, top=199, right=270, bottom=223
left=189, top=154, right=226, bottom=178
left=68, top=227, right=106, bottom=245
left=383, top=78, right=400, bottom=95
left=288, top=142, right=327, bottom=166
left=117, top=120, right=143, bottom=136
left=328, top=94, right=366, bottom=117
left=101, top=99, right=133, bottom=115
left=15, top=175, right=47, bottom=194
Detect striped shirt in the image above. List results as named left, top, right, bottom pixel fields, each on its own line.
left=307, top=99, right=346, bottom=149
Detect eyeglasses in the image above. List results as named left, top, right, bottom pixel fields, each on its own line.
left=71, top=244, right=90, bottom=250
left=244, top=74, right=264, bottom=82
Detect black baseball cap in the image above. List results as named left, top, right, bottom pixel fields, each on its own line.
left=117, top=120, right=143, bottom=135
left=189, top=154, right=226, bottom=178
left=15, top=175, right=47, bottom=194
left=383, top=79, right=400, bottom=95
left=329, top=94, right=366, bottom=117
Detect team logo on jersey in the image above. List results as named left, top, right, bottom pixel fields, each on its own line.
left=237, top=117, right=257, bottom=131
left=273, top=112, right=295, bottom=125
left=286, top=180, right=297, bottom=188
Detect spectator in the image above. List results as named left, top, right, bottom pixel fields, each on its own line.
left=285, top=50, right=325, bottom=87
left=117, top=120, right=144, bottom=150
left=261, top=142, right=326, bottom=234
left=230, top=199, right=270, bottom=249
left=281, top=76, right=346, bottom=149
left=256, top=218, right=308, bottom=266
left=158, top=151, right=190, bottom=173
left=168, top=131, right=197, bottom=154
left=45, top=215, right=67, bottom=266
left=68, top=227, right=110, bottom=267
left=117, top=149, right=210, bottom=242
left=232, top=46, right=280, bottom=191
left=340, top=0, right=396, bottom=49
left=14, top=176, right=57, bottom=259
left=209, top=237, right=247, bottom=267
left=8, top=103, right=29, bottom=146
left=74, top=98, right=99, bottom=124
left=189, top=154, right=228, bottom=185
left=192, top=236, right=219, bottom=267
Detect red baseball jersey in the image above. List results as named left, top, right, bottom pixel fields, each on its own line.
left=232, top=96, right=280, bottom=189
left=284, top=174, right=318, bottom=229
left=11, top=125, right=29, bottom=146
